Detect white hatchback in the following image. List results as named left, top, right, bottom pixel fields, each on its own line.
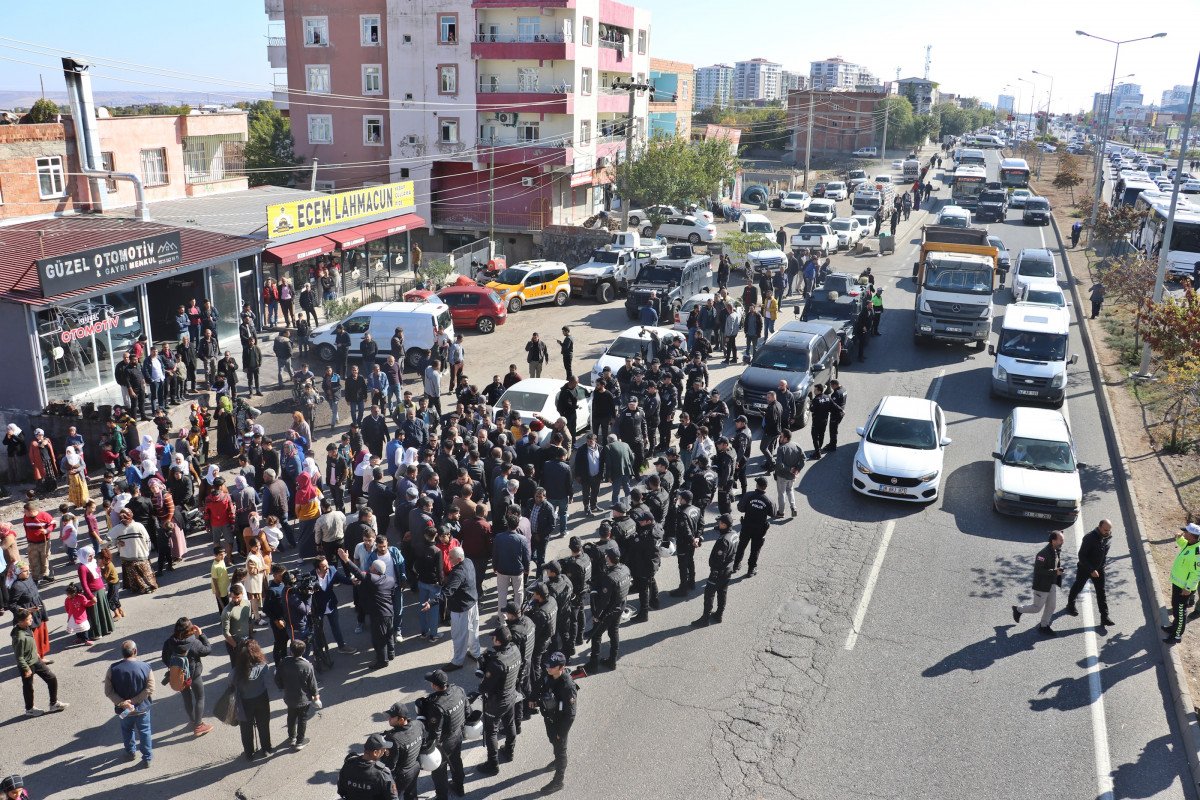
left=992, top=406, right=1081, bottom=523
left=852, top=396, right=951, bottom=503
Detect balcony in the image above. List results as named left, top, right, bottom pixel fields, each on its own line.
left=598, top=36, right=633, bottom=73
left=264, top=0, right=283, bottom=20
left=472, top=32, right=573, bottom=61
left=272, top=76, right=288, bottom=110
left=597, top=86, right=628, bottom=113
left=472, top=0, right=574, bottom=8
left=479, top=136, right=573, bottom=167
left=267, top=35, right=286, bottom=68
left=183, top=137, right=246, bottom=186
left=477, top=76, right=573, bottom=114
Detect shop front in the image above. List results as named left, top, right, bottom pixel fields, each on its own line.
left=0, top=216, right=260, bottom=413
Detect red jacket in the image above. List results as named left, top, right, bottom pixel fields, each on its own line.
left=203, top=491, right=235, bottom=528
left=23, top=510, right=56, bottom=543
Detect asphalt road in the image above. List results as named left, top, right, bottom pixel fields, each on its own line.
left=1, top=150, right=1192, bottom=800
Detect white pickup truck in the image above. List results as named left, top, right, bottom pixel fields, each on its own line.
left=569, top=238, right=667, bottom=304
left=790, top=223, right=839, bottom=256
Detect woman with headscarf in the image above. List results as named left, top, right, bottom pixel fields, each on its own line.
left=62, top=446, right=89, bottom=507
left=28, top=429, right=57, bottom=491
left=149, top=477, right=187, bottom=566
left=199, top=464, right=219, bottom=509
left=75, top=545, right=115, bottom=638
left=215, top=402, right=238, bottom=458
left=168, top=454, right=197, bottom=509
left=4, top=423, right=26, bottom=485
left=302, top=456, right=321, bottom=483
left=293, top=472, right=323, bottom=559
left=231, top=475, right=259, bottom=557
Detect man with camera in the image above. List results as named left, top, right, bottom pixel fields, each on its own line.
left=475, top=626, right=521, bottom=776
left=284, top=571, right=315, bottom=658
left=585, top=548, right=631, bottom=673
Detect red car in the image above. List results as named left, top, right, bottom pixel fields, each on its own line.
left=403, top=281, right=508, bottom=333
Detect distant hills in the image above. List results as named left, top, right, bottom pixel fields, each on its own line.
left=0, top=90, right=269, bottom=110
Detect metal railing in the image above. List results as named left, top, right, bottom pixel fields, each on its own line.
left=183, top=141, right=245, bottom=185
left=473, top=32, right=569, bottom=43
left=267, top=35, right=286, bottom=46
left=477, top=77, right=573, bottom=94
left=479, top=136, right=573, bottom=149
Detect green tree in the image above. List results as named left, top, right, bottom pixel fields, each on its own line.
left=27, top=98, right=60, bottom=123
left=875, top=96, right=913, bottom=155
left=934, top=103, right=971, bottom=137
left=719, top=231, right=774, bottom=268
left=1092, top=202, right=1143, bottom=255
left=244, top=100, right=303, bottom=187
left=617, top=136, right=738, bottom=210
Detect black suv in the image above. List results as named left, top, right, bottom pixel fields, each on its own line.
left=800, top=291, right=863, bottom=366
left=623, top=244, right=713, bottom=322
left=731, top=320, right=841, bottom=427
left=975, top=189, right=1009, bottom=222
left=1022, top=197, right=1051, bottom=226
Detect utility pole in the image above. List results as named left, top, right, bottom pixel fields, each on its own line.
left=488, top=152, right=495, bottom=244
left=309, top=158, right=320, bottom=191
left=803, top=90, right=815, bottom=190
left=39, top=74, right=45, bottom=100
left=617, top=79, right=652, bottom=232
left=880, top=102, right=891, bottom=162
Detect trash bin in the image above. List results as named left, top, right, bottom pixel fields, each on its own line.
left=879, top=233, right=895, bottom=255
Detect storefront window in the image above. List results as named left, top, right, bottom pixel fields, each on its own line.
left=208, top=259, right=240, bottom=346
left=386, top=234, right=409, bottom=275
left=36, top=290, right=145, bottom=407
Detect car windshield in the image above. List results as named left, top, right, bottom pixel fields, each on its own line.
left=499, top=389, right=550, bottom=414
left=588, top=251, right=621, bottom=264
left=1024, top=289, right=1065, bottom=307
left=493, top=268, right=531, bottom=285
left=1003, top=436, right=1076, bottom=472
left=981, top=192, right=1006, bottom=204
left=1013, top=190, right=1031, bottom=199
left=1026, top=200, right=1050, bottom=210
left=785, top=193, right=807, bottom=200
left=987, top=236, right=1006, bottom=253
left=939, top=215, right=968, bottom=228
left=867, top=413, right=937, bottom=450
left=821, top=276, right=857, bottom=295
left=998, top=330, right=1068, bottom=361
left=606, top=336, right=656, bottom=360
left=828, top=183, right=845, bottom=191
left=744, top=221, right=773, bottom=233
left=637, top=265, right=682, bottom=284
left=750, top=344, right=808, bottom=372
left=804, top=299, right=857, bottom=321
left=1019, top=258, right=1055, bottom=278
left=925, top=264, right=993, bottom=294
left=831, top=220, right=852, bottom=231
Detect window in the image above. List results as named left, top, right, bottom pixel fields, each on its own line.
left=517, top=67, right=539, bottom=93
left=438, top=14, right=458, bottom=44
left=306, top=64, right=330, bottom=94
left=637, top=29, right=647, bottom=54
left=439, top=119, right=459, bottom=144
left=581, top=68, right=592, bottom=95
left=579, top=120, right=591, bottom=146
left=100, top=152, right=118, bottom=191
left=307, top=114, right=333, bottom=144
left=399, top=168, right=410, bottom=179
left=364, top=116, right=384, bottom=145
left=362, top=64, right=382, bottom=95
left=314, top=180, right=336, bottom=192
left=517, top=121, right=540, bottom=142
left=518, top=17, right=540, bottom=42
left=303, top=16, right=328, bottom=46
left=438, top=65, right=458, bottom=95
left=139, top=149, right=167, bottom=187
left=36, top=156, right=65, bottom=199
left=581, top=17, right=593, bottom=45
left=360, top=14, right=380, bottom=45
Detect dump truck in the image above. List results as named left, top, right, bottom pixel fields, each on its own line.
left=911, top=225, right=999, bottom=350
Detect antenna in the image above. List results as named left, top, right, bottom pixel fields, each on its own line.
left=924, top=45, right=932, bottom=80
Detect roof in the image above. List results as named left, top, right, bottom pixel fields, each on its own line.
left=356, top=301, right=447, bottom=315
left=1010, top=406, right=1070, bottom=439
left=878, top=395, right=938, bottom=418
left=0, top=215, right=261, bottom=306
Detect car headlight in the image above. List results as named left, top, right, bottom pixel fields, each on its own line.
left=1050, top=372, right=1066, bottom=389
left=919, top=300, right=931, bottom=313
left=855, top=459, right=872, bottom=475
left=917, top=471, right=939, bottom=482
left=979, top=305, right=991, bottom=318
left=1057, top=499, right=1079, bottom=509
left=995, top=364, right=1008, bottom=381
left=996, top=490, right=1020, bottom=501
left=733, top=383, right=744, bottom=402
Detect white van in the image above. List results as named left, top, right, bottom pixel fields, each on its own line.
left=739, top=213, right=775, bottom=236
left=308, top=301, right=455, bottom=370
left=936, top=206, right=972, bottom=228
left=988, top=302, right=1077, bottom=407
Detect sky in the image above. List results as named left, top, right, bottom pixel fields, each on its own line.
left=0, top=0, right=1196, bottom=112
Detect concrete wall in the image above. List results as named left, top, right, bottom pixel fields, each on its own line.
left=0, top=302, right=43, bottom=413
left=534, top=224, right=612, bottom=267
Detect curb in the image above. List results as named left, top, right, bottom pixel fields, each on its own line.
left=1051, top=214, right=1200, bottom=796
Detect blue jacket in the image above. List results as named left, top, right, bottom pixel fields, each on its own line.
left=492, top=529, right=531, bottom=576
left=311, top=566, right=354, bottom=615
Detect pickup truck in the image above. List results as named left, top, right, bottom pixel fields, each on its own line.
left=569, top=243, right=665, bottom=304
left=609, top=230, right=663, bottom=251
left=847, top=169, right=870, bottom=191
left=790, top=223, right=839, bottom=256
left=800, top=291, right=862, bottom=366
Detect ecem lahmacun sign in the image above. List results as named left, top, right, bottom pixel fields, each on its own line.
left=267, top=181, right=416, bottom=238
left=36, top=232, right=183, bottom=298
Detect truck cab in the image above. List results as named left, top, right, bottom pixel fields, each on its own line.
left=569, top=243, right=663, bottom=304
left=912, top=225, right=999, bottom=350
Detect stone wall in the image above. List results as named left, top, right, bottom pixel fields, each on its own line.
left=534, top=225, right=613, bottom=267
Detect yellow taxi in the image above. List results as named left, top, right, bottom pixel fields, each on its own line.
left=485, top=260, right=571, bottom=313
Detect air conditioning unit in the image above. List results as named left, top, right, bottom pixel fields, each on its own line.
left=406, top=134, right=420, bottom=145
left=495, top=112, right=518, bottom=125
left=521, top=177, right=536, bottom=188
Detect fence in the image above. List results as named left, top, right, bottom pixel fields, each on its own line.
left=448, top=237, right=493, bottom=279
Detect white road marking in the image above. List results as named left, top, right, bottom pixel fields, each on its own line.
left=844, top=519, right=896, bottom=651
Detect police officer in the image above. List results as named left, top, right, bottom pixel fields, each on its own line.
left=586, top=549, right=631, bottom=672
left=583, top=523, right=619, bottom=582
left=477, top=625, right=521, bottom=775
left=420, top=669, right=467, bottom=800
left=652, top=456, right=676, bottom=496
left=688, top=454, right=718, bottom=527
left=667, top=490, right=703, bottom=597
left=629, top=508, right=663, bottom=623
left=610, top=500, right=636, bottom=567
left=642, top=384, right=661, bottom=454
left=381, top=703, right=425, bottom=800
left=826, top=379, right=847, bottom=452
left=617, top=396, right=648, bottom=473
left=539, top=652, right=577, bottom=795
left=732, top=416, right=752, bottom=494
left=713, top=437, right=736, bottom=514
left=502, top=603, right=536, bottom=732
left=338, top=733, right=399, bottom=800
left=735, top=477, right=775, bottom=577
left=561, top=538, right=592, bottom=653
left=808, top=383, right=835, bottom=457
left=692, top=514, right=739, bottom=627
left=543, top=562, right=575, bottom=656
left=702, top=389, right=729, bottom=434
left=526, top=583, right=558, bottom=690
left=657, top=376, right=678, bottom=452
left=642, top=473, right=670, bottom=524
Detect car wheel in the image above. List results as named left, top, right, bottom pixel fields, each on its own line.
left=597, top=283, right=615, bottom=304
left=476, top=316, right=495, bottom=334
left=554, top=291, right=569, bottom=307
left=688, top=233, right=701, bottom=244
left=404, top=348, right=425, bottom=370
left=629, top=215, right=641, bottom=226
left=642, top=226, right=654, bottom=238
left=507, top=296, right=523, bottom=313
left=316, top=343, right=335, bottom=363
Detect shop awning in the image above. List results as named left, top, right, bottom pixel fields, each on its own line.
left=324, top=214, right=426, bottom=250
left=263, top=236, right=337, bottom=266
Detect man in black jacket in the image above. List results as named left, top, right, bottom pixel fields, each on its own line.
left=760, top=391, right=783, bottom=470
left=554, top=377, right=580, bottom=435
left=361, top=405, right=390, bottom=459
left=539, top=651, right=577, bottom=794
left=421, top=546, right=478, bottom=670
left=526, top=583, right=558, bottom=689
left=503, top=602, right=536, bottom=731
left=693, top=513, right=738, bottom=626
left=381, top=701, right=425, bottom=800
left=735, top=477, right=776, bottom=576
left=421, top=668, right=468, bottom=800
left=242, top=336, right=264, bottom=396
left=826, top=379, right=847, bottom=452
left=476, top=625, right=521, bottom=775
left=541, top=446, right=573, bottom=537
left=177, top=335, right=198, bottom=393
left=1065, top=519, right=1115, bottom=626
left=590, top=382, right=617, bottom=442
left=337, top=548, right=397, bottom=667
left=586, top=549, right=631, bottom=671
left=1011, top=531, right=1065, bottom=636
left=628, top=509, right=662, bottom=623
left=557, top=327, right=574, bottom=379
left=667, top=490, right=702, bottom=596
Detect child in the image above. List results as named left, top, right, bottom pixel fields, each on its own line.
left=1, top=774, right=29, bottom=800
left=82, top=500, right=102, bottom=551
left=97, top=546, right=124, bottom=619
left=100, top=442, right=119, bottom=477
left=63, top=583, right=94, bottom=646
left=245, top=537, right=267, bottom=623
left=210, top=546, right=231, bottom=612
left=58, top=506, right=78, bottom=567
left=99, top=472, right=117, bottom=504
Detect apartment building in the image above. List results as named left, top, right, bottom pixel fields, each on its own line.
left=695, top=64, right=733, bottom=110
left=733, top=58, right=782, bottom=103
left=648, top=57, right=693, bottom=139
left=781, top=70, right=809, bottom=92
left=895, top=77, right=939, bottom=114
left=809, top=57, right=877, bottom=92
left=789, top=89, right=884, bottom=156
left=997, top=94, right=1015, bottom=112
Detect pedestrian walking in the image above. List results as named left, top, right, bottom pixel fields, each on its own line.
left=1011, top=531, right=1065, bottom=636
left=537, top=651, right=577, bottom=795
left=1064, top=519, right=1115, bottom=626
left=233, top=639, right=273, bottom=760
left=1089, top=282, right=1105, bottom=319
left=274, top=639, right=320, bottom=749
left=1164, top=523, right=1200, bottom=644
left=103, top=640, right=152, bottom=764
left=476, top=625, right=520, bottom=776
left=1071, top=220, right=1083, bottom=248
left=772, top=431, right=804, bottom=517
left=160, top=617, right=214, bottom=737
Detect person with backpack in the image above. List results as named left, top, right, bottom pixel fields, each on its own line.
left=159, top=617, right=214, bottom=737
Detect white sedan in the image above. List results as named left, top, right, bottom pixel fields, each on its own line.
left=829, top=217, right=864, bottom=249
left=824, top=181, right=849, bottom=201
left=852, top=396, right=951, bottom=503
left=496, top=378, right=592, bottom=442
left=780, top=191, right=812, bottom=211
left=891, top=159, right=904, bottom=171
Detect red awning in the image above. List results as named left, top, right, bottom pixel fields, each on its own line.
left=324, top=213, right=426, bottom=250
left=263, top=236, right=336, bottom=266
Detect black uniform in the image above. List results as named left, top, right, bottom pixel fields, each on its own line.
left=528, top=596, right=558, bottom=692
left=735, top=490, right=775, bottom=574
left=422, top=684, right=468, bottom=800
left=658, top=383, right=678, bottom=450
left=545, top=574, right=574, bottom=655
left=507, top=613, right=537, bottom=729
left=733, top=427, right=752, bottom=493
left=616, top=406, right=649, bottom=472
left=670, top=501, right=703, bottom=590
left=560, top=334, right=574, bottom=379
left=561, top=554, right=591, bottom=651
left=382, top=721, right=426, bottom=800
left=588, top=561, right=632, bottom=667
left=479, top=643, right=521, bottom=765
left=828, top=386, right=847, bottom=449
left=703, top=528, right=740, bottom=621
left=540, top=669, right=578, bottom=788
left=713, top=448, right=736, bottom=514
left=688, top=464, right=718, bottom=526
left=809, top=392, right=835, bottom=453
left=1067, top=527, right=1111, bottom=618
left=630, top=519, right=663, bottom=619
left=338, top=753, right=398, bottom=800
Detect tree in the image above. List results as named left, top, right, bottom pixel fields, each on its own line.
left=27, top=98, right=60, bottom=123
left=719, top=231, right=774, bottom=268
left=1159, top=355, right=1200, bottom=452
left=244, top=100, right=304, bottom=187
left=875, top=97, right=913, bottom=155
left=1100, top=253, right=1157, bottom=350
left=616, top=136, right=738, bottom=210
left=1092, top=202, right=1143, bottom=255
left=1053, top=154, right=1084, bottom=203
left=1140, top=285, right=1200, bottom=367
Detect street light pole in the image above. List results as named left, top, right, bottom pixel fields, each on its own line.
left=1017, top=77, right=1034, bottom=131
left=1076, top=30, right=1167, bottom=243
left=1137, top=48, right=1200, bottom=378
left=1032, top=70, right=1054, bottom=176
